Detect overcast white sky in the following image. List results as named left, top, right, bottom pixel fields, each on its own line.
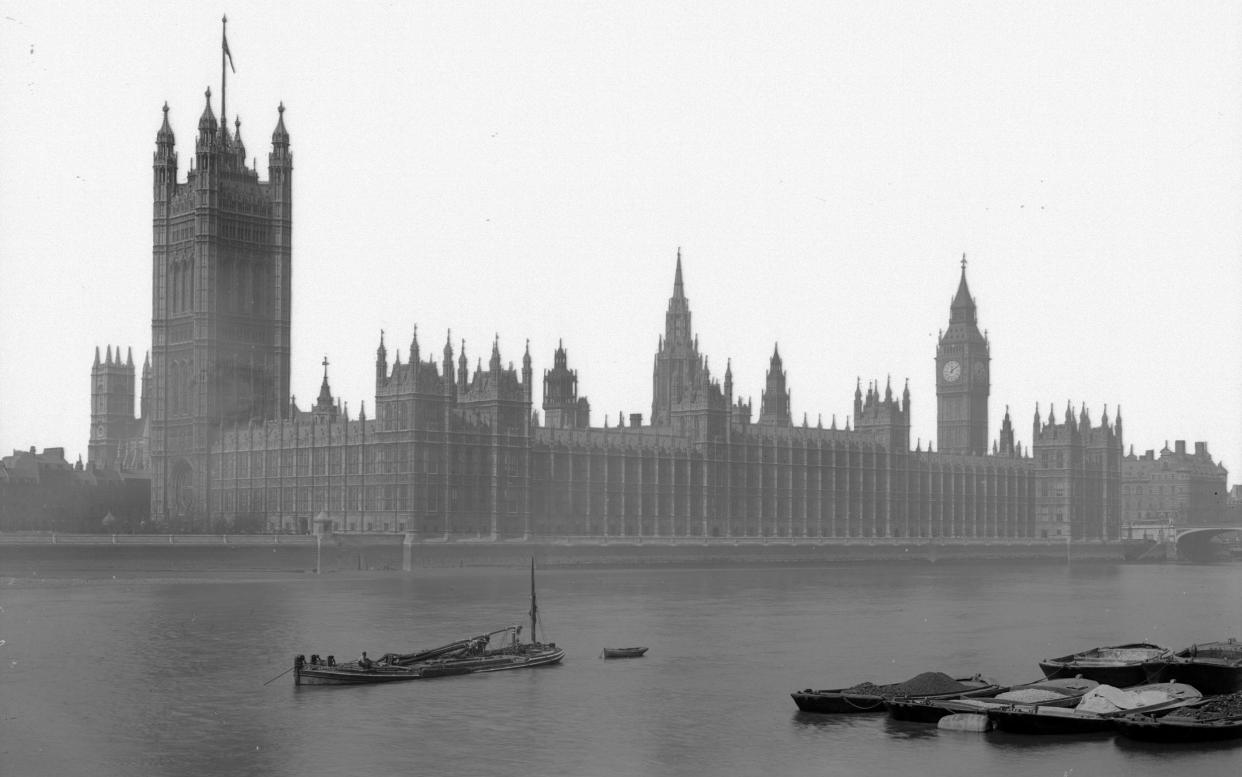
left=1, top=1, right=1239, bottom=480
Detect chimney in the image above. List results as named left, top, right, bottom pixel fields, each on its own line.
left=1175, top=440, right=1186, bottom=455
left=629, top=413, right=643, bottom=428
left=1195, top=442, right=1207, bottom=456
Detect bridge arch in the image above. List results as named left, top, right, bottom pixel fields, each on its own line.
left=1174, top=527, right=1242, bottom=561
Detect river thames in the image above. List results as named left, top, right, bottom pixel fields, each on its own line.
left=2, top=559, right=1239, bottom=776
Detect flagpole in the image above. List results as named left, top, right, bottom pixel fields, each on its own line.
left=221, top=15, right=227, bottom=130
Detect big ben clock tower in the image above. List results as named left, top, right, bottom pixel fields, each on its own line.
left=936, top=256, right=990, bottom=456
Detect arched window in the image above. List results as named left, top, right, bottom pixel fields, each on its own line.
left=185, top=259, right=194, bottom=312
left=170, top=361, right=179, bottom=416
left=179, top=360, right=190, bottom=417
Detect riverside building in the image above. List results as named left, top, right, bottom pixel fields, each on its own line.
left=94, top=62, right=1123, bottom=541
left=1122, top=442, right=1228, bottom=532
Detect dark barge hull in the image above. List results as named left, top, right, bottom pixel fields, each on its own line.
left=1116, top=715, right=1242, bottom=743
left=792, top=679, right=1001, bottom=714
left=293, top=647, right=564, bottom=685
left=1038, top=663, right=1149, bottom=688
left=469, top=647, right=566, bottom=672
left=1144, top=662, right=1242, bottom=695
left=1038, top=642, right=1169, bottom=687
left=886, top=697, right=979, bottom=723
left=294, top=664, right=472, bottom=685
left=1115, top=715, right=1242, bottom=743
left=988, top=708, right=1118, bottom=735
left=1144, top=642, right=1242, bottom=695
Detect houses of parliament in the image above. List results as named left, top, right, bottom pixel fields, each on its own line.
left=87, top=76, right=1123, bottom=542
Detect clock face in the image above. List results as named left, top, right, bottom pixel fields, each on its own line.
left=973, top=362, right=986, bottom=382
left=942, top=360, right=962, bottom=383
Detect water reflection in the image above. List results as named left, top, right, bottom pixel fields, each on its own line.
left=790, top=710, right=882, bottom=731
left=881, top=716, right=941, bottom=740
left=1111, top=735, right=1242, bottom=755
left=986, top=729, right=1117, bottom=749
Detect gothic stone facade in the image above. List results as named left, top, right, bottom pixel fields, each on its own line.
left=192, top=259, right=1118, bottom=541
left=130, top=84, right=1121, bottom=539
left=88, top=345, right=150, bottom=472
left=148, top=91, right=292, bottom=525
left=1032, top=403, right=1123, bottom=539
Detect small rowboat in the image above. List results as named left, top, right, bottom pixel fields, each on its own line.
left=1143, top=638, right=1242, bottom=695
left=887, top=677, right=1099, bottom=724
left=987, top=682, right=1201, bottom=735
left=1115, top=692, right=1242, bottom=743
left=602, top=647, right=649, bottom=659
left=1038, top=642, right=1171, bottom=687
left=792, top=673, right=1001, bottom=714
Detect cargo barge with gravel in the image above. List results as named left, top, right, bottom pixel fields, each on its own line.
left=791, top=672, right=1001, bottom=714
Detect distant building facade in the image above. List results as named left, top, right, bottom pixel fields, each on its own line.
left=1226, top=486, right=1242, bottom=525
left=202, top=259, right=1058, bottom=540
left=88, top=345, right=150, bottom=472
left=90, top=62, right=1133, bottom=541
left=1, top=447, right=149, bottom=532
left=1122, top=441, right=1228, bottom=531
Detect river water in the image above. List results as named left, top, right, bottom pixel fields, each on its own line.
left=1, top=560, right=1240, bottom=776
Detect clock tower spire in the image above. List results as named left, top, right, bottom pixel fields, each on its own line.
left=935, top=255, right=990, bottom=455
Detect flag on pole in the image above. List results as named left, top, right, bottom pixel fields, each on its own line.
left=223, top=31, right=235, bottom=73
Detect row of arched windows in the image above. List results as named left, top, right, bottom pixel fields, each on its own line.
left=168, top=257, right=272, bottom=315
left=219, top=257, right=270, bottom=314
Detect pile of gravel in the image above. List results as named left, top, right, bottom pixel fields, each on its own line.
left=1177, top=692, right=1242, bottom=721
left=843, top=671, right=971, bottom=697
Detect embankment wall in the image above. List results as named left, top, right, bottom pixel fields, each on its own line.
left=0, top=534, right=1123, bottom=575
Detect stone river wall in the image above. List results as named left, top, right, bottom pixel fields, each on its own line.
left=0, top=533, right=1124, bottom=575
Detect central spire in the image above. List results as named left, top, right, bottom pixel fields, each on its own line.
left=673, top=247, right=685, bottom=300
left=652, top=248, right=701, bottom=426
left=662, top=248, right=693, bottom=348
left=950, top=252, right=977, bottom=324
